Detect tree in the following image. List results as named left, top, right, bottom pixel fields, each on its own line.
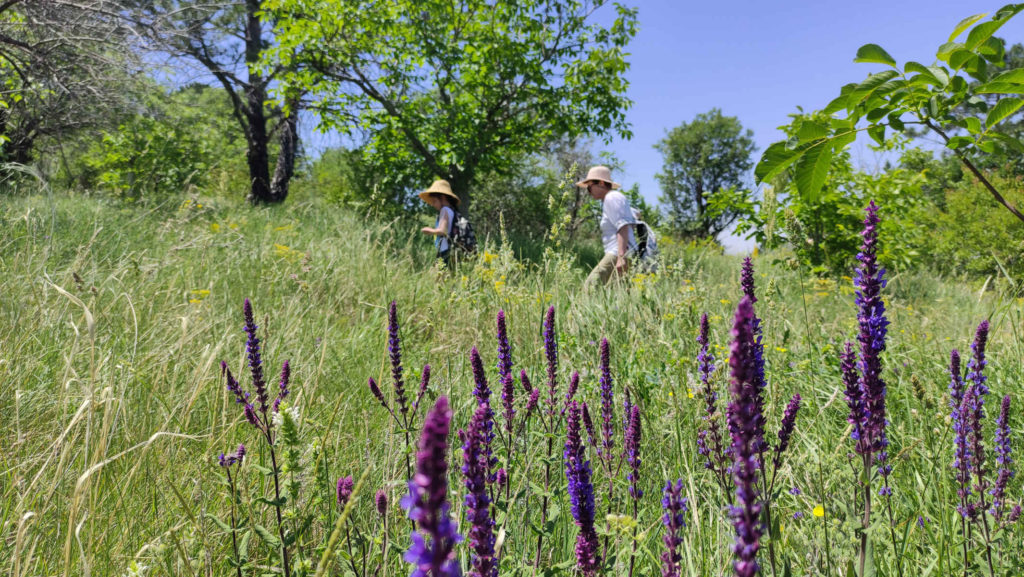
left=263, top=0, right=637, bottom=209
left=654, top=109, right=755, bottom=239
left=0, top=0, right=140, bottom=167
left=131, top=0, right=300, bottom=204
left=756, top=5, right=1024, bottom=224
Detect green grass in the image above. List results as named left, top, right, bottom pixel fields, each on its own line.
left=1, top=190, right=1021, bottom=576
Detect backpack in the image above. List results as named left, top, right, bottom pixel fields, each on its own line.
left=631, top=209, right=659, bottom=272
left=448, top=209, right=478, bottom=254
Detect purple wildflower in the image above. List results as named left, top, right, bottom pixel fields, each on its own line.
left=917, top=516, right=928, bottom=528
left=792, top=512, right=804, bottom=520
left=954, top=387, right=975, bottom=518
left=598, top=338, right=616, bottom=467
left=273, top=360, right=290, bottom=413
left=1009, top=505, right=1022, bottom=523
left=991, top=395, right=1014, bottom=519
left=565, top=370, right=580, bottom=409
left=660, top=479, right=687, bottom=577
left=337, top=476, right=354, bottom=509
left=967, top=386, right=990, bottom=516
left=772, top=394, right=801, bottom=472
left=544, top=306, right=559, bottom=419
left=740, top=258, right=767, bottom=456
left=565, top=401, right=600, bottom=576
left=388, top=301, right=409, bottom=421
left=949, top=350, right=964, bottom=417
left=697, top=312, right=729, bottom=485
left=495, top=468, right=508, bottom=491
left=222, top=362, right=260, bottom=429
left=625, top=404, right=642, bottom=500
left=402, top=396, right=462, bottom=577
left=788, top=487, right=801, bottom=496
left=368, top=377, right=388, bottom=408
left=526, top=387, right=540, bottom=416
left=727, top=296, right=764, bottom=577
left=521, top=369, right=532, bottom=393
left=854, top=201, right=891, bottom=493
left=218, top=444, right=247, bottom=468
left=462, top=403, right=498, bottom=577
left=582, top=401, right=597, bottom=452
left=841, top=342, right=867, bottom=453
left=967, top=321, right=990, bottom=396
left=243, top=299, right=269, bottom=414
left=497, top=311, right=515, bottom=435
left=469, top=348, right=497, bottom=483
left=376, top=490, right=389, bottom=517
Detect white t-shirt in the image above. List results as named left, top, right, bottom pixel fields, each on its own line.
left=600, top=191, right=637, bottom=255
left=435, top=206, right=455, bottom=252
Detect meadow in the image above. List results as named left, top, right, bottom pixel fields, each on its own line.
left=1, top=190, right=1022, bottom=577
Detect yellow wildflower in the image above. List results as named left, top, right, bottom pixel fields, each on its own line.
left=813, top=505, right=824, bottom=518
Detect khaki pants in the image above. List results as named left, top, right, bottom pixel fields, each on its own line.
left=585, top=253, right=627, bottom=287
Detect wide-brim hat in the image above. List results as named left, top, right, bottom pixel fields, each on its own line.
left=418, top=179, right=461, bottom=206
left=575, top=165, right=621, bottom=189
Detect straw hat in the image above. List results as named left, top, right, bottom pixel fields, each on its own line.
left=575, top=165, right=621, bottom=190
left=418, top=179, right=461, bottom=206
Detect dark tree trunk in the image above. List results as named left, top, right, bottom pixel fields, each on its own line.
left=269, top=95, right=299, bottom=202
left=446, top=167, right=475, bottom=213
left=243, top=0, right=273, bottom=204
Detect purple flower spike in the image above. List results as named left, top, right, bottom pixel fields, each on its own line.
left=462, top=404, right=498, bottom=577
left=625, top=404, right=642, bottom=500
left=219, top=444, right=245, bottom=468
left=967, top=384, right=990, bottom=514
left=495, top=468, right=508, bottom=491
left=991, top=395, right=1015, bottom=519
left=469, top=348, right=497, bottom=483
left=368, top=377, right=388, bottom=408
left=582, top=401, right=597, bottom=451
left=223, top=362, right=248, bottom=405
left=773, top=394, right=801, bottom=471
left=497, top=311, right=516, bottom=434
left=526, top=388, right=540, bottom=416
left=521, top=369, right=533, bottom=393
left=544, top=306, right=559, bottom=419
left=337, top=476, right=355, bottom=509
left=727, top=296, right=764, bottom=577
left=696, top=312, right=729, bottom=484
left=841, top=342, right=866, bottom=452
left=661, top=479, right=687, bottom=577
left=967, top=321, right=990, bottom=396
left=402, top=396, right=462, bottom=577
left=243, top=299, right=269, bottom=414
left=598, top=338, right=616, bottom=466
left=565, top=401, right=600, bottom=576
left=566, top=371, right=580, bottom=408
left=388, top=301, right=409, bottom=420
left=948, top=350, right=964, bottom=415
left=740, top=257, right=757, bottom=303
left=1009, top=505, right=1022, bottom=523
left=273, top=360, right=290, bottom=413
left=954, top=386, right=975, bottom=518
left=376, top=490, right=389, bottom=517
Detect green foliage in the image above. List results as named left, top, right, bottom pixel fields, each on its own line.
left=60, top=84, right=247, bottom=198
left=654, top=109, right=756, bottom=239
left=263, top=0, right=637, bottom=204
left=755, top=5, right=1024, bottom=222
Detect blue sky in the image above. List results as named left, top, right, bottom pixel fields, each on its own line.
left=599, top=1, right=1024, bottom=249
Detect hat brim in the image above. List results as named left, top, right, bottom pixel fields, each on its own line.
left=575, top=179, right=621, bottom=190
left=418, top=189, right=461, bottom=206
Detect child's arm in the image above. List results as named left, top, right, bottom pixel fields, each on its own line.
left=420, top=211, right=451, bottom=236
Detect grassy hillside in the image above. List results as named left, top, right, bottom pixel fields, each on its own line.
left=1, top=191, right=1021, bottom=576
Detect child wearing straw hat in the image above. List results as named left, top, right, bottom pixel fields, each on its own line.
left=576, top=165, right=637, bottom=287
left=418, top=179, right=461, bottom=264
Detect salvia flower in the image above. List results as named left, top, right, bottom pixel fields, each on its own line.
left=565, top=370, right=580, bottom=411
left=966, top=320, right=990, bottom=396
left=376, top=490, right=389, bottom=517
left=697, top=312, right=729, bottom=481
left=495, top=468, right=508, bottom=491
left=727, top=296, right=764, bottom=577
left=368, top=377, right=388, bottom=408
left=469, top=347, right=497, bottom=482
left=414, top=364, right=431, bottom=413
left=582, top=401, right=597, bottom=452
left=337, top=476, right=354, bottom=509
left=218, top=444, right=246, bottom=468
left=520, top=369, right=532, bottom=393
left=660, top=479, right=687, bottom=577
left=544, top=306, right=559, bottom=419
left=222, top=362, right=260, bottom=429
left=625, top=404, right=642, bottom=500
left=772, top=394, right=801, bottom=473
left=740, top=258, right=767, bottom=456
left=854, top=201, right=891, bottom=493
left=954, top=386, right=976, bottom=518
left=243, top=298, right=269, bottom=414
left=1008, top=505, right=1022, bottom=523
left=401, top=396, right=462, bottom=576
left=841, top=342, right=866, bottom=453
left=598, top=338, right=616, bottom=466
left=565, top=401, right=600, bottom=576
left=526, top=387, right=540, bottom=416
left=462, top=403, right=498, bottom=577
left=948, top=350, right=964, bottom=417
left=967, top=385, right=990, bottom=515
left=388, top=301, right=409, bottom=421
left=496, top=311, right=515, bottom=435
left=991, top=395, right=1015, bottom=519
left=273, top=360, right=290, bottom=413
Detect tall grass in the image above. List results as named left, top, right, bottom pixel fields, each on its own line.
left=0, top=190, right=1021, bottom=575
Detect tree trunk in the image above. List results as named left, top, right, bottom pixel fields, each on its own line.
left=244, top=0, right=273, bottom=204
left=446, top=167, right=475, bottom=213
left=269, top=96, right=299, bottom=202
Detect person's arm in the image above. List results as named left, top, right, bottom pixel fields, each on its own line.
left=421, top=211, right=451, bottom=236
left=615, top=224, right=632, bottom=274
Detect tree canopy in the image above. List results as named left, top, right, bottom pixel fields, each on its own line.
left=263, top=0, right=638, bottom=207
left=654, top=109, right=755, bottom=239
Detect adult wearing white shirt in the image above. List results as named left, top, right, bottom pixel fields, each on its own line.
left=577, top=166, right=636, bottom=287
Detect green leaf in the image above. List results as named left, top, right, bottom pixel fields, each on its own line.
left=949, top=13, right=988, bottom=41
left=937, top=41, right=966, bottom=62
left=988, top=131, right=1024, bottom=152
left=949, top=50, right=978, bottom=71
left=966, top=19, right=1008, bottom=51
left=256, top=496, right=288, bottom=507
left=239, top=530, right=252, bottom=562
left=947, top=136, right=974, bottom=150
left=973, top=81, right=1024, bottom=95
left=866, top=106, right=891, bottom=122
left=888, top=112, right=905, bottom=132
left=985, top=96, right=1024, bottom=129
left=928, top=66, right=951, bottom=87
left=796, top=120, right=830, bottom=142
left=989, top=68, right=1024, bottom=84
left=979, top=36, right=1006, bottom=62
left=905, top=61, right=941, bottom=86
left=793, top=140, right=833, bottom=202
left=755, top=141, right=805, bottom=184
left=962, top=117, right=982, bottom=134
left=823, top=83, right=857, bottom=114
left=850, top=70, right=901, bottom=105
left=253, top=523, right=282, bottom=548
left=868, top=124, right=886, bottom=145
left=854, top=44, right=896, bottom=67
left=205, top=513, right=232, bottom=533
